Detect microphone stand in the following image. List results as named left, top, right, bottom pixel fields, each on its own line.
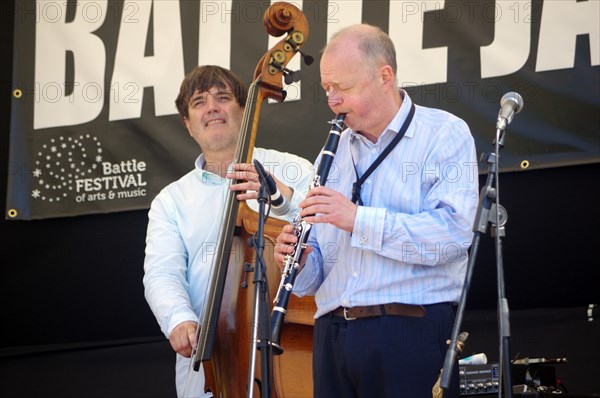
left=439, top=126, right=512, bottom=398
left=246, top=173, right=273, bottom=398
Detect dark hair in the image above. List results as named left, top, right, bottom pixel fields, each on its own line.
left=175, top=65, right=247, bottom=119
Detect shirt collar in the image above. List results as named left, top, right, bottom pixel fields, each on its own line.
left=350, top=89, right=414, bottom=145
left=387, top=89, right=415, bottom=138
left=195, top=154, right=227, bottom=185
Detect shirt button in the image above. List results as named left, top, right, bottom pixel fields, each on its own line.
left=371, top=148, right=377, bottom=154
left=366, top=179, right=371, bottom=184
left=342, top=299, right=349, bottom=306
left=352, top=271, right=358, bottom=278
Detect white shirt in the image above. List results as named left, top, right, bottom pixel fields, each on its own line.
left=143, top=147, right=312, bottom=336
left=143, top=147, right=312, bottom=397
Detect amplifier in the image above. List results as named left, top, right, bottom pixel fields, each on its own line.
left=459, top=363, right=500, bottom=396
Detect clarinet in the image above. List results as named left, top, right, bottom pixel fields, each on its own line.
left=270, top=113, right=346, bottom=355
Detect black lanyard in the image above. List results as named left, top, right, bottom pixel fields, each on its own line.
left=350, top=102, right=416, bottom=206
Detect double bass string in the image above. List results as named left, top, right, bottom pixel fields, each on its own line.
left=187, top=81, right=261, bottom=377
left=186, top=3, right=313, bottom=395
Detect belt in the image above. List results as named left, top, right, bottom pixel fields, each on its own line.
left=332, top=303, right=427, bottom=320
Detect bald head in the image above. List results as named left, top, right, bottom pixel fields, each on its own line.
left=319, top=24, right=402, bottom=142
left=324, top=24, right=397, bottom=80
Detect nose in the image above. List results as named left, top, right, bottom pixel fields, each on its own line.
left=327, top=89, right=343, bottom=108
left=205, top=94, right=220, bottom=113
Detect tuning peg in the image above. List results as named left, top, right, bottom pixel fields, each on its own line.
left=285, top=36, right=314, bottom=66
left=283, top=68, right=301, bottom=84
left=300, top=51, right=314, bottom=65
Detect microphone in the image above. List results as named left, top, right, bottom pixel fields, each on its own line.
left=253, top=160, right=290, bottom=216
left=496, top=91, right=524, bottom=130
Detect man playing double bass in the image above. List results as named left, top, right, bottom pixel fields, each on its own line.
left=143, top=65, right=312, bottom=397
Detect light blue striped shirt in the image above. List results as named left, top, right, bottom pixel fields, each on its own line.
left=293, top=91, right=479, bottom=318
left=143, top=147, right=313, bottom=337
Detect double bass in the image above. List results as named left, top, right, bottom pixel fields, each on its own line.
left=189, top=3, right=317, bottom=397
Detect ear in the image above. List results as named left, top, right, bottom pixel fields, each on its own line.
left=380, top=65, right=395, bottom=90
left=182, top=117, right=193, bottom=136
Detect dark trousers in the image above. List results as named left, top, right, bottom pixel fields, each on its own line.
left=313, top=302, right=460, bottom=398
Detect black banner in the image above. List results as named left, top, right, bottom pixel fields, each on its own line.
left=7, top=0, right=599, bottom=219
